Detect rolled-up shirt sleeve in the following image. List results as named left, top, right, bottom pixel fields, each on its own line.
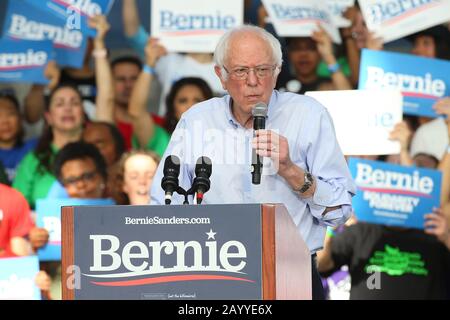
left=301, top=100, right=356, bottom=227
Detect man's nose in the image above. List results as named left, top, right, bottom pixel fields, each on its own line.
left=246, top=69, right=258, bottom=86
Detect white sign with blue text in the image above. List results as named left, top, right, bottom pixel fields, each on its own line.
left=349, top=157, right=442, bottom=229
left=306, top=89, right=403, bottom=155
left=36, top=198, right=114, bottom=261
left=22, top=0, right=115, bottom=37
left=358, top=49, right=450, bottom=118
left=0, top=39, right=52, bottom=84
left=358, top=0, right=450, bottom=43
left=0, top=256, right=41, bottom=300
left=151, top=0, right=244, bottom=53
left=262, top=0, right=342, bottom=43
left=2, top=0, right=88, bottom=68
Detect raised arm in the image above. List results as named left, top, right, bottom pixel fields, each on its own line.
left=340, top=6, right=360, bottom=87
left=23, top=61, right=60, bottom=124
left=312, top=24, right=352, bottom=91
left=433, top=97, right=450, bottom=205
left=89, top=15, right=114, bottom=123
left=122, top=0, right=140, bottom=37
left=128, top=37, right=167, bottom=148
left=389, top=121, right=414, bottom=166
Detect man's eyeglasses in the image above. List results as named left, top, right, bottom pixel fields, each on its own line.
left=223, top=65, right=278, bottom=80
left=62, top=171, right=98, bottom=186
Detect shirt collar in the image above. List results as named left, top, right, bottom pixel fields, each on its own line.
left=225, top=91, right=278, bottom=129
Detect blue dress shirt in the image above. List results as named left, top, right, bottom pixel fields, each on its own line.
left=151, top=90, right=356, bottom=253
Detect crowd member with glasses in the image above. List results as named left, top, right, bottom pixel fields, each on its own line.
left=150, top=25, right=356, bottom=300
left=0, top=89, right=38, bottom=184
left=277, top=25, right=352, bottom=95
left=53, top=141, right=108, bottom=199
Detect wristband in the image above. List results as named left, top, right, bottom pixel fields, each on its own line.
left=327, top=62, right=340, bottom=74
left=92, top=48, right=107, bottom=59
left=143, top=64, right=156, bottom=75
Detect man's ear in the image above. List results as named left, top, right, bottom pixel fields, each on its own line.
left=214, top=65, right=227, bottom=91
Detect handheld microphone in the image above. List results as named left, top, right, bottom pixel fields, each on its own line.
left=161, top=155, right=180, bottom=205
left=251, top=102, right=268, bottom=185
left=192, top=156, right=212, bottom=204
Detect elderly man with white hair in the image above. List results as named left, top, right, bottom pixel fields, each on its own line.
left=151, top=25, right=356, bottom=300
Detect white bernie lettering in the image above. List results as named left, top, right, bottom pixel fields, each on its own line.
left=8, top=14, right=83, bottom=48
left=62, top=0, right=102, bottom=16
left=0, top=50, right=47, bottom=68
left=88, top=235, right=247, bottom=275
left=365, top=66, right=445, bottom=97
left=363, top=191, right=420, bottom=213
left=355, top=163, right=434, bottom=194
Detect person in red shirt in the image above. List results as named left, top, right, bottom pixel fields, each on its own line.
left=0, top=183, right=52, bottom=298
left=0, top=183, right=34, bottom=258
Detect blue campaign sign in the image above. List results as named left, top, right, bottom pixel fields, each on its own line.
left=0, top=256, right=41, bottom=300
left=2, top=0, right=88, bottom=68
left=358, top=49, right=450, bottom=118
left=0, top=39, right=52, bottom=85
left=36, top=198, right=115, bottom=261
left=22, top=0, right=115, bottom=37
left=348, top=157, right=441, bottom=229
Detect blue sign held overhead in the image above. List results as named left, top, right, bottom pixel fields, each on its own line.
left=22, top=0, right=115, bottom=37
left=358, top=49, right=450, bottom=118
left=0, top=39, right=52, bottom=84
left=2, top=0, right=88, bottom=68
left=36, top=198, right=115, bottom=261
left=0, top=256, right=41, bottom=300
left=348, top=157, right=441, bottom=229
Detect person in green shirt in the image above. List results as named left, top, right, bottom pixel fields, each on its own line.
left=13, top=85, right=85, bottom=209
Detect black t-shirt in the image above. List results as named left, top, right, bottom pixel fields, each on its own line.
left=329, top=223, right=450, bottom=299
left=276, top=74, right=330, bottom=95
left=58, top=69, right=97, bottom=103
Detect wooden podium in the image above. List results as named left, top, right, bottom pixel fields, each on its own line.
left=62, top=204, right=311, bottom=300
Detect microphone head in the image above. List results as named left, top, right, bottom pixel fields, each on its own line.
left=195, top=156, right=212, bottom=178
left=252, top=102, right=268, bottom=118
left=161, top=155, right=180, bottom=195
left=163, top=155, right=180, bottom=176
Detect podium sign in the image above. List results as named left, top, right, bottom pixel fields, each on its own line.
left=66, top=204, right=263, bottom=299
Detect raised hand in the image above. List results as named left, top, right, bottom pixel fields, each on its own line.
left=144, top=37, right=168, bottom=67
